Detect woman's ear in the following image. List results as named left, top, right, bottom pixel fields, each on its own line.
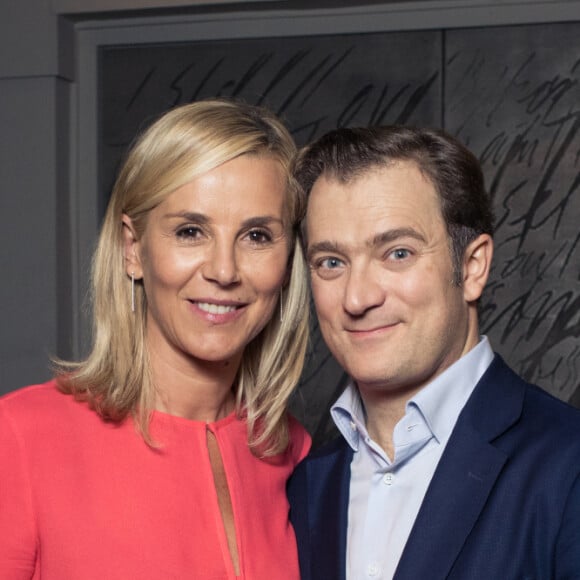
left=122, top=214, right=143, bottom=279
left=462, top=233, right=493, bottom=303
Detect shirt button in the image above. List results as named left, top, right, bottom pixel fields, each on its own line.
left=367, top=563, right=380, bottom=576
left=382, top=473, right=394, bottom=486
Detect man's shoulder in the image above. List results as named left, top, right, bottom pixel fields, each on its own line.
left=476, top=356, right=580, bottom=459
left=522, top=380, right=580, bottom=432
left=288, top=433, right=352, bottom=509
left=307, top=434, right=352, bottom=460
left=491, top=355, right=580, bottom=424
left=291, top=434, right=353, bottom=482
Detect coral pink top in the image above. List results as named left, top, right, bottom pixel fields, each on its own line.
left=0, top=381, right=310, bottom=579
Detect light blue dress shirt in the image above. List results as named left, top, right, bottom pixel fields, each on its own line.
left=331, top=337, right=495, bottom=580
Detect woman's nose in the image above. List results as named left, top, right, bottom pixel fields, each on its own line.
left=201, top=241, right=241, bottom=287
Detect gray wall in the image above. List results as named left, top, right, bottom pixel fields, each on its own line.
left=1, top=0, right=578, bottom=398
left=0, top=3, right=74, bottom=391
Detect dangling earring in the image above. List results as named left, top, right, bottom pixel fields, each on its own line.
left=279, top=289, right=284, bottom=323
left=131, top=272, right=136, bottom=313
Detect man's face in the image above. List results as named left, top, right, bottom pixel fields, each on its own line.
left=306, top=160, right=482, bottom=401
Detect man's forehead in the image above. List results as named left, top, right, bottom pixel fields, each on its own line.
left=304, top=161, right=443, bottom=249
left=306, top=161, right=437, bottom=215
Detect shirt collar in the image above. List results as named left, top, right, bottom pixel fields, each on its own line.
left=332, top=383, right=366, bottom=451
left=410, top=336, right=494, bottom=445
left=331, top=336, right=495, bottom=451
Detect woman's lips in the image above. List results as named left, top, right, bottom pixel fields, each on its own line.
left=196, top=302, right=240, bottom=315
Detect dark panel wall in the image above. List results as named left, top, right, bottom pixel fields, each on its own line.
left=445, top=22, right=580, bottom=405
left=100, top=30, right=442, bottom=193
left=99, top=22, right=579, bottom=446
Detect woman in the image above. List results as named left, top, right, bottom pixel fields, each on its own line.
left=0, top=99, right=310, bottom=579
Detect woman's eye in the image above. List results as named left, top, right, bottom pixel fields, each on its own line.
left=247, top=229, right=272, bottom=244
left=176, top=226, right=202, bottom=239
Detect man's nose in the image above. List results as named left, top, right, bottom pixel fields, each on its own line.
left=343, top=264, right=384, bottom=316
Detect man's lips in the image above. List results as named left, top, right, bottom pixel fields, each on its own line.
left=345, top=321, right=400, bottom=334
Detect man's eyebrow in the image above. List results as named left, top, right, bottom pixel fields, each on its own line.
left=307, top=228, right=427, bottom=262
left=370, top=228, right=427, bottom=247
left=306, top=240, right=346, bottom=263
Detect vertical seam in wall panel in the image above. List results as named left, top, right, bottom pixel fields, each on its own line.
left=441, top=28, right=446, bottom=130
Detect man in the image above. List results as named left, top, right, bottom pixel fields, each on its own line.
left=287, top=126, right=580, bottom=580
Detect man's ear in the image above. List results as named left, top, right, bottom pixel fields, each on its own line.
left=462, top=233, right=493, bottom=303
left=122, top=214, right=143, bottom=279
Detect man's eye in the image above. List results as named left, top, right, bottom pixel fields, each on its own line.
left=317, top=257, right=344, bottom=269
left=391, top=248, right=411, bottom=260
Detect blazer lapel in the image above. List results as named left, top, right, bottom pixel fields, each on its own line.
left=394, top=428, right=507, bottom=579
left=394, top=356, right=525, bottom=580
left=306, top=438, right=353, bottom=580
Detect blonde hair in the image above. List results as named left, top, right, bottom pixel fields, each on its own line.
left=56, top=99, right=309, bottom=455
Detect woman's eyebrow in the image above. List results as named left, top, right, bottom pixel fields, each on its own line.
left=162, top=211, right=209, bottom=224
left=240, top=216, right=284, bottom=229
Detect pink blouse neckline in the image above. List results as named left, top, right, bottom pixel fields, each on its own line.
left=150, top=407, right=239, bottom=430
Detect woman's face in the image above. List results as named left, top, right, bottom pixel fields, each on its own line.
left=124, top=154, right=290, bottom=372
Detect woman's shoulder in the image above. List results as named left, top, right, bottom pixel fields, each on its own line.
left=0, top=379, right=89, bottom=427
left=1, top=379, right=61, bottom=406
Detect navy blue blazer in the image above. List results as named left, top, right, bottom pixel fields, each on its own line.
left=288, top=356, right=580, bottom=579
